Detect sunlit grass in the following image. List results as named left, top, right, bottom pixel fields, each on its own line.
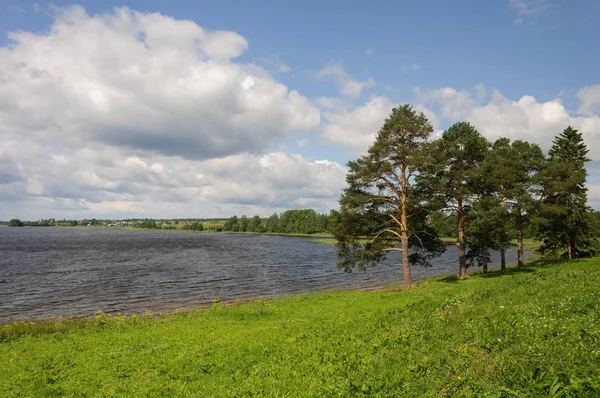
left=1, top=259, right=599, bottom=396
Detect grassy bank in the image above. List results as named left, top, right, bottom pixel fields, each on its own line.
left=2, top=259, right=600, bottom=396
left=312, top=236, right=541, bottom=251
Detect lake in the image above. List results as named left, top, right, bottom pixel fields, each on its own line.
left=0, top=227, right=531, bottom=322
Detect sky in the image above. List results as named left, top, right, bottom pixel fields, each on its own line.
left=1, top=0, right=600, bottom=220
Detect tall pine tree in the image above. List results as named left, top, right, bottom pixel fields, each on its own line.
left=483, top=138, right=545, bottom=267
left=416, top=122, right=490, bottom=278
left=334, top=104, right=444, bottom=287
left=536, top=126, right=596, bottom=258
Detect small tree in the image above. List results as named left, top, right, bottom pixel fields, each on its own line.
left=465, top=195, right=504, bottom=272
left=334, top=104, right=444, bottom=287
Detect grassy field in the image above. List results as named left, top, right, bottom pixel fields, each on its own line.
left=2, top=259, right=600, bottom=397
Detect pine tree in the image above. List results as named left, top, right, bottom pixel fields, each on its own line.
left=334, top=104, right=444, bottom=287
left=416, top=122, right=490, bottom=278
left=536, top=126, right=596, bottom=258
left=482, top=138, right=545, bottom=267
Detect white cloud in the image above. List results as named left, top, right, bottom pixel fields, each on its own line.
left=0, top=6, right=348, bottom=220
left=319, top=96, right=441, bottom=156
left=320, top=96, right=394, bottom=156
left=415, top=86, right=476, bottom=120
left=0, top=138, right=347, bottom=219
left=0, top=6, right=319, bottom=161
left=414, top=85, right=600, bottom=158
left=317, top=62, right=375, bottom=98
left=578, top=85, right=600, bottom=116
left=509, top=0, right=554, bottom=25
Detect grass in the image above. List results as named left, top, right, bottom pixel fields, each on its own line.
left=312, top=236, right=541, bottom=251
left=2, top=259, right=600, bottom=396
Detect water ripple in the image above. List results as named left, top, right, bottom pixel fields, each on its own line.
left=0, top=227, right=530, bottom=322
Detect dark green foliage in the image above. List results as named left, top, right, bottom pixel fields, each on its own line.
left=465, top=195, right=504, bottom=270
left=239, top=215, right=249, bottom=232
left=248, top=215, right=264, bottom=232
left=133, top=219, right=158, bottom=229
left=223, top=215, right=239, bottom=231
left=416, top=122, right=490, bottom=278
left=222, top=210, right=329, bottom=234
left=479, top=138, right=545, bottom=267
left=8, top=219, right=24, bottom=227
left=183, top=221, right=204, bottom=231
left=265, top=213, right=280, bottom=233
left=535, top=126, right=597, bottom=258
left=429, top=211, right=457, bottom=238
left=417, top=122, right=490, bottom=208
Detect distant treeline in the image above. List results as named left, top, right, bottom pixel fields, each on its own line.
left=8, top=218, right=76, bottom=227
left=10, top=210, right=600, bottom=240
left=221, top=209, right=331, bottom=234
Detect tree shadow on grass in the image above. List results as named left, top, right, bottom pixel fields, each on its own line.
left=438, top=275, right=460, bottom=283
left=438, top=262, right=542, bottom=283
left=477, top=266, right=536, bottom=279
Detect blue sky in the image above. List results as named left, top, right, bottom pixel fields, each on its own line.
left=4, top=0, right=598, bottom=100
left=1, top=0, right=600, bottom=219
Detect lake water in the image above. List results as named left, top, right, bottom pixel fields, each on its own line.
left=0, top=227, right=531, bottom=322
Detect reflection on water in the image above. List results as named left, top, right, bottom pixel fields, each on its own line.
left=0, top=227, right=530, bottom=322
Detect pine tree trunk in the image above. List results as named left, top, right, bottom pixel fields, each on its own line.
left=570, top=235, right=576, bottom=259
left=400, top=163, right=411, bottom=288
left=401, top=231, right=410, bottom=288
left=567, top=242, right=573, bottom=260
left=482, top=248, right=488, bottom=273
left=458, top=200, right=467, bottom=278
left=500, top=193, right=506, bottom=270
left=516, top=209, right=524, bottom=267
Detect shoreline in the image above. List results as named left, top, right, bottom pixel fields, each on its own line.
left=0, top=253, right=538, bottom=327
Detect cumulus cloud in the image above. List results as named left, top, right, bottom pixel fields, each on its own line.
left=317, top=62, right=375, bottom=98
left=318, top=96, right=441, bottom=156
left=0, top=6, right=319, bottom=161
left=578, top=85, right=600, bottom=116
left=414, top=85, right=600, bottom=158
left=0, top=6, right=349, bottom=220
left=0, top=139, right=347, bottom=219
left=414, top=86, right=477, bottom=120
left=320, top=96, right=394, bottom=155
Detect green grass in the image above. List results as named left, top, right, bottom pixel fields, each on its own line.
left=2, top=259, right=600, bottom=396
left=312, top=236, right=541, bottom=251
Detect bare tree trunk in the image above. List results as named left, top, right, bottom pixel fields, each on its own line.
left=482, top=248, right=488, bottom=273
left=401, top=231, right=410, bottom=288
left=570, top=235, right=576, bottom=259
left=567, top=240, right=573, bottom=260
left=516, top=208, right=524, bottom=267
left=458, top=200, right=467, bottom=278
left=500, top=193, right=506, bottom=270
left=401, top=166, right=411, bottom=288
